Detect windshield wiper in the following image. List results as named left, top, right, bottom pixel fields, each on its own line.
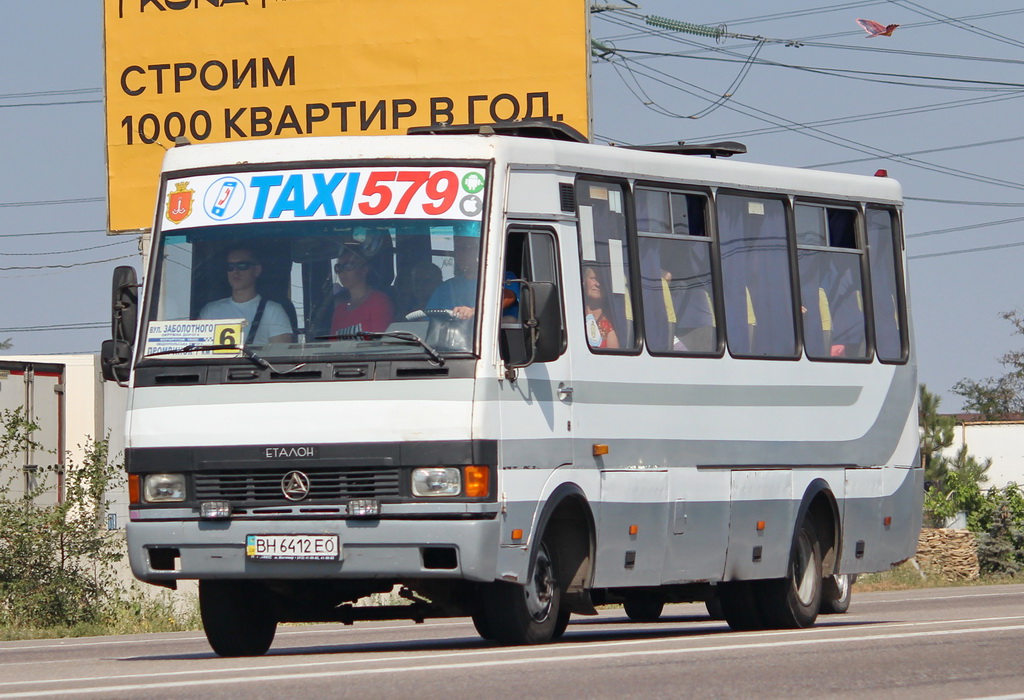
left=325, top=331, right=445, bottom=365
left=143, top=344, right=306, bottom=373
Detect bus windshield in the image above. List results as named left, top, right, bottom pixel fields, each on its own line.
left=142, top=164, right=487, bottom=362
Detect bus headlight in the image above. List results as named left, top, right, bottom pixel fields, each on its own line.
left=143, top=473, right=186, bottom=503
left=411, top=467, right=461, bottom=497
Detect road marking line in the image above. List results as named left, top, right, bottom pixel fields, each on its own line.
left=1, top=623, right=1023, bottom=697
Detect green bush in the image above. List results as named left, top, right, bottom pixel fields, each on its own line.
left=972, top=484, right=1024, bottom=576
left=0, top=408, right=124, bottom=629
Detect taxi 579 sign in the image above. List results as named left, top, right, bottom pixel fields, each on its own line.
left=162, top=167, right=488, bottom=229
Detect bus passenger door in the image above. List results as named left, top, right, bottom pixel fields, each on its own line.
left=496, top=225, right=573, bottom=544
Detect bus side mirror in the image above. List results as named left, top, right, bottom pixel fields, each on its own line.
left=112, top=265, right=139, bottom=345
left=101, top=266, right=139, bottom=385
left=527, top=281, right=562, bottom=364
left=502, top=280, right=562, bottom=372
left=101, top=339, right=132, bottom=384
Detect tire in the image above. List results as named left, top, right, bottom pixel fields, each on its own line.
left=820, top=573, right=854, bottom=614
left=705, top=594, right=724, bottom=621
left=624, top=596, right=665, bottom=622
left=199, top=580, right=277, bottom=657
left=755, top=518, right=823, bottom=629
left=471, top=608, right=496, bottom=641
left=718, top=580, right=763, bottom=631
left=481, top=540, right=562, bottom=645
left=552, top=609, right=571, bottom=639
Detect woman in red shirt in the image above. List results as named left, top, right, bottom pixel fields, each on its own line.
left=330, top=247, right=393, bottom=336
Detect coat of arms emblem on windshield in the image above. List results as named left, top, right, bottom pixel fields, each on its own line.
left=281, top=471, right=311, bottom=501
left=166, top=181, right=194, bottom=224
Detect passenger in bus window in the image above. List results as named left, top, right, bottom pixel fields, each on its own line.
left=200, top=247, right=293, bottom=345
left=329, top=243, right=394, bottom=336
left=583, top=266, right=619, bottom=349
left=428, top=230, right=480, bottom=319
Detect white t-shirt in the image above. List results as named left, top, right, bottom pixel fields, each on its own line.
left=199, top=295, right=292, bottom=345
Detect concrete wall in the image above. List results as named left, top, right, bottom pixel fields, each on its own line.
left=946, top=421, right=1024, bottom=489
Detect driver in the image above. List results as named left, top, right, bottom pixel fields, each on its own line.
left=427, top=225, right=480, bottom=320
left=200, top=247, right=293, bottom=344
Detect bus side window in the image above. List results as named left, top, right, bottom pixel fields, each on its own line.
left=576, top=179, right=636, bottom=352
left=796, top=204, right=868, bottom=361
left=717, top=194, right=796, bottom=358
left=636, top=187, right=717, bottom=355
left=866, top=207, right=907, bottom=362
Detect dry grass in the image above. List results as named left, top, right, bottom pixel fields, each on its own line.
left=853, top=561, right=1020, bottom=592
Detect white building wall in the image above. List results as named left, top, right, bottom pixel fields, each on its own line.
left=946, top=421, right=1024, bottom=489
left=1, top=354, right=127, bottom=521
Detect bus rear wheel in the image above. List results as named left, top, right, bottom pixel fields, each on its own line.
left=755, top=519, right=823, bottom=629
left=820, top=573, right=854, bottom=614
left=199, top=580, right=277, bottom=657
left=481, top=540, right=562, bottom=644
left=624, top=596, right=665, bottom=622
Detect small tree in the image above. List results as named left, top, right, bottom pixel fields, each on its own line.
left=919, top=384, right=955, bottom=490
left=918, top=385, right=996, bottom=529
left=0, top=408, right=124, bottom=629
left=972, top=485, right=1024, bottom=575
left=953, top=310, right=1024, bottom=420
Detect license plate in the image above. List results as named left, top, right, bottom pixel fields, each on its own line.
left=246, top=534, right=340, bottom=561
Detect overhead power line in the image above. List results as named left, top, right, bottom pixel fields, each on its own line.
left=908, top=216, right=1024, bottom=238
left=0, top=321, right=107, bottom=333
left=0, top=228, right=107, bottom=238
left=0, top=239, right=134, bottom=256
left=0, top=197, right=104, bottom=209
left=0, top=254, right=135, bottom=271
left=909, top=240, right=1024, bottom=261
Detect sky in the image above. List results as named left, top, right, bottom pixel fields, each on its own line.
left=3, top=1, right=1024, bottom=413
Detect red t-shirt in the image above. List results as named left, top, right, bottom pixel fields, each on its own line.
left=330, top=290, right=394, bottom=335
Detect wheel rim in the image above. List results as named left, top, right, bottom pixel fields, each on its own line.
left=525, top=543, right=556, bottom=622
left=834, top=573, right=851, bottom=601
left=793, top=530, right=817, bottom=607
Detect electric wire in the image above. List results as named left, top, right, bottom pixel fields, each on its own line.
left=601, top=54, right=1024, bottom=192
left=0, top=254, right=135, bottom=271
left=0, top=239, right=134, bottom=256
left=0, top=196, right=104, bottom=209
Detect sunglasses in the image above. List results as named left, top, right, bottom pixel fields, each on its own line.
left=225, top=261, right=256, bottom=272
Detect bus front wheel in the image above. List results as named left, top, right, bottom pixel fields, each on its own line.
left=199, top=580, right=277, bottom=657
left=481, top=540, right=562, bottom=644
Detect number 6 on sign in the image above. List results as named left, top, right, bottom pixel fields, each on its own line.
left=214, top=322, right=243, bottom=353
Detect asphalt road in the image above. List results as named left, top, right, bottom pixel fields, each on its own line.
left=1, top=584, right=1023, bottom=699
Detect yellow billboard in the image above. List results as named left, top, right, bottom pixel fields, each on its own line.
left=104, top=0, right=591, bottom=232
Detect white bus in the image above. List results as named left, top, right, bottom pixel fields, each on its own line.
left=102, top=122, right=921, bottom=656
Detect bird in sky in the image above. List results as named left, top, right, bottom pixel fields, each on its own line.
left=856, top=18, right=900, bottom=37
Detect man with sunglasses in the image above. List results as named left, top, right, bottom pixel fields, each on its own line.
left=200, top=247, right=293, bottom=344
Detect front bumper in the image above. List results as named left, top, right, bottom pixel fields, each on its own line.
left=127, top=515, right=501, bottom=584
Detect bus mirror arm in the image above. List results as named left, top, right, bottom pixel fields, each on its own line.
left=101, top=265, right=139, bottom=385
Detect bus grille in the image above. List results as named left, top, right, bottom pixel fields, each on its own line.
left=194, top=467, right=401, bottom=503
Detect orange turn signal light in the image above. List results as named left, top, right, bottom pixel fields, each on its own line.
left=464, top=466, right=489, bottom=498
left=593, top=444, right=609, bottom=457
left=128, top=474, right=141, bottom=504
left=511, top=529, right=523, bottom=541
left=629, top=524, right=639, bottom=536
